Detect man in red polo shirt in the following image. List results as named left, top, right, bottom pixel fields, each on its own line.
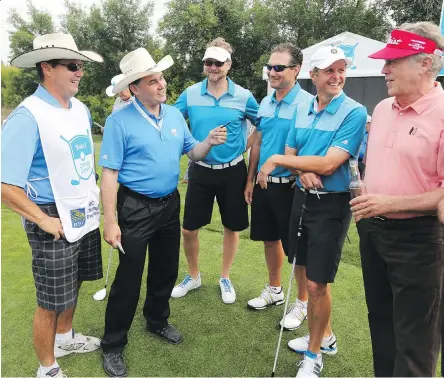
left=351, top=22, right=444, bottom=377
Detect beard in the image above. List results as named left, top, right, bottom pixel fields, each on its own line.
left=206, top=71, right=226, bottom=83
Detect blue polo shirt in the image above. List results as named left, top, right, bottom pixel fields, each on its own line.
left=286, top=92, right=367, bottom=192
left=99, top=98, right=198, bottom=198
left=1, top=84, right=92, bottom=204
left=257, top=83, right=313, bottom=177
left=174, top=77, right=259, bottom=164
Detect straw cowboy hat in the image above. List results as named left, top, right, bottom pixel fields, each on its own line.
left=106, top=74, right=125, bottom=97
left=112, top=48, right=174, bottom=94
left=10, top=32, right=103, bottom=68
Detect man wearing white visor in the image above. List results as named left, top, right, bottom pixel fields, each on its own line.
left=106, top=74, right=133, bottom=112
left=1, top=32, right=104, bottom=378
left=258, top=45, right=367, bottom=377
left=172, top=38, right=259, bottom=304
left=99, top=47, right=227, bottom=377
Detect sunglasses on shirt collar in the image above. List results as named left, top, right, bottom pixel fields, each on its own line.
left=204, top=60, right=225, bottom=67
left=266, top=64, right=297, bottom=72
left=57, top=62, right=84, bottom=72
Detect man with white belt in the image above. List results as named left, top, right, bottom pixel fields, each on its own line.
left=99, top=47, right=227, bottom=377
left=1, top=33, right=104, bottom=378
left=258, top=46, right=366, bottom=377
left=172, top=37, right=259, bottom=304
left=245, top=43, right=313, bottom=332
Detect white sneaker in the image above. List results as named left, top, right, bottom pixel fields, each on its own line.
left=280, top=299, right=307, bottom=330
left=296, top=354, right=323, bottom=377
left=288, top=333, right=338, bottom=356
left=54, top=332, right=100, bottom=358
left=219, top=278, right=236, bottom=304
left=36, top=366, right=67, bottom=378
left=171, top=274, right=202, bottom=298
left=247, top=284, right=285, bottom=310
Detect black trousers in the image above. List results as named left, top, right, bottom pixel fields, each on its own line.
left=101, top=186, right=181, bottom=353
left=357, top=217, right=444, bottom=377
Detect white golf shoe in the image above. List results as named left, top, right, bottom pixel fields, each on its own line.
left=288, top=333, right=338, bottom=355
left=171, top=273, right=202, bottom=298
left=36, top=367, right=67, bottom=378
left=54, top=332, right=100, bottom=358
left=219, top=277, right=236, bottom=304
left=247, top=284, right=284, bottom=310
left=280, top=299, right=307, bottom=330
left=296, top=353, right=323, bottom=377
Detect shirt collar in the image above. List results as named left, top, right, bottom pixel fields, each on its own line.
left=308, top=91, right=346, bottom=115
left=392, top=82, right=443, bottom=114
left=134, top=97, right=166, bottom=120
left=270, top=82, right=301, bottom=105
left=201, top=77, right=234, bottom=96
left=34, top=84, right=72, bottom=109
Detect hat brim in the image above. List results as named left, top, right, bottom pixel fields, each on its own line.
left=201, top=53, right=228, bottom=62
left=112, top=55, right=174, bottom=94
left=106, top=85, right=116, bottom=97
left=315, top=57, right=353, bottom=70
left=369, top=47, right=420, bottom=60
left=10, top=47, right=103, bottom=68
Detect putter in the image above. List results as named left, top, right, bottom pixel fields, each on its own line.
left=93, top=245, right=113, bottom=301
left=271, top=190, right=309, bottom=377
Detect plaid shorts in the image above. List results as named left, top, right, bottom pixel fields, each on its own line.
left=24, top=203, right=103, bottom=312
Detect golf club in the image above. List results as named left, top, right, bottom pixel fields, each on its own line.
left=93, top=244, right=113, bottom=301
left=271, top=190, right=308, bottom=377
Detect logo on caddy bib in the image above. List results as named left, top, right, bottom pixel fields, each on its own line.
left=60, top=129, right=94, bottom=186
left=70, top=208, right=86, bottom=228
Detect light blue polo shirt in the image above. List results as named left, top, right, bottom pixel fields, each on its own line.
left=99, top=98, right=198, bottom=198
left=174, top=77, right=259, bottom=164
left=257, top=82, right=313, bottom=177
left=1, top=84, right=92, bottom=204
left=286, top=92, right=367, bottom=192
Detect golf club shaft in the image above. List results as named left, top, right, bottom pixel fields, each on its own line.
left=104, top=244, right=113, bottom=288
left=271, top=191, right=308, bottom=377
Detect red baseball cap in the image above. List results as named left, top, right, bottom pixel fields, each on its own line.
left=369, top=29, right=443, bottom=60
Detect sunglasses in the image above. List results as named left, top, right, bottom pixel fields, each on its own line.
left=266, top=64, right=297, bottom=72
left=57, top=62, right=84, bottom=72
left=204, top=60, right=225, bottom=67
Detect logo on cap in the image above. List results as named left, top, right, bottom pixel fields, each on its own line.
left=387, top=37, right=402, bottom=45
left=331, top=48, right=337, bottom=54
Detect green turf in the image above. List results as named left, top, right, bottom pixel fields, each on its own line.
left=1, top=140, right=441, bottom=377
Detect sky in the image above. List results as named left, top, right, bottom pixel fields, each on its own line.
left=0, top=0, right=168, bottom=63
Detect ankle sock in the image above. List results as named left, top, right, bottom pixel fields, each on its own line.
left=269, top=285, right=282, bottom=294
left=39, top=361, right=59, bottom=376
left=55, top=329, right=73, bottom=344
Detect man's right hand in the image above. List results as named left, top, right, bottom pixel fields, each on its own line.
left=299, top=172, right=323, bottom=190
left=104, top=221, right=121, bottom=248
left=37, top=216, right=65, bottom=240
left=438, top=198, right=444, bottom=224
left=244, top=180, right=254, bottom=205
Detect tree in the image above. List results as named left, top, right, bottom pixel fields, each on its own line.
left=382, top=0, right=441, bottom=26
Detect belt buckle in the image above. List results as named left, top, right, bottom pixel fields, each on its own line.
left=374, top=216, right=386, bottom=222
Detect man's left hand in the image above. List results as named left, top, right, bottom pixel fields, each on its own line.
left=350, top=194, right=395, bottom=219
left=257, top=156, right=278, bottom=189
left=208, top=126, right=227, bottom=145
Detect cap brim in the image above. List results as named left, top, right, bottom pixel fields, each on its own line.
left=10, top=47, right=103, bottom=68
left=314, top=57, right=353, bottom=70
left=201, top=53, right=228, bottom=62
left=369, top=47, right=419, bottom=60
left=112, top=55, right=174, bottom=94
left=106, top=85, right=116, bottom=97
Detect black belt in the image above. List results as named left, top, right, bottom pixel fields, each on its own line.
left=119, top=185, right=175, bottom=203
left=372, top=215, right=440, bottom=226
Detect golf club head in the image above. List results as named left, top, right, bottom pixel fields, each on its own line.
left=93, top=288, right=107, bottom=301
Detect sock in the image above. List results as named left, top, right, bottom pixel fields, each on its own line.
left=269, top=286, right=282, bottom=294
left=297, top=298, right=308, bottom=307
left=39, top=361, right=59, bottom=376
left=323, top=333, right=334, bottom=342
left=305, top=349, right=321, bottom=360
left=55, top=329, right=73, bottom=344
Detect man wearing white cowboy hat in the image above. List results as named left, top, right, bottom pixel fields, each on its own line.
left=106, top=74, right=133, bottom=112
left=98, top=47, right=227, bottom=377
left=1, top=32, right=104, bottom=378
left=172, top=37, right=259, bottom=304
left=259, top=45, right=367, bottom=377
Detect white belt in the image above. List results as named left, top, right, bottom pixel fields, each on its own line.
left=300, top=187, right=329, bottom=195
left=195, top=155, right=243, bottom=170
left=267, top=176, right=295, bottom=184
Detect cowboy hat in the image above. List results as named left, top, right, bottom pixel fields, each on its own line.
left=112, top=48, right=174, bottom=94
left=106, top=74, right=125, bottom=97
left=10, top=32, right=103, bottom=68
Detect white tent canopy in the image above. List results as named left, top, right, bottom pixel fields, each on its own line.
left=298, top=32, right=386, bottom=79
